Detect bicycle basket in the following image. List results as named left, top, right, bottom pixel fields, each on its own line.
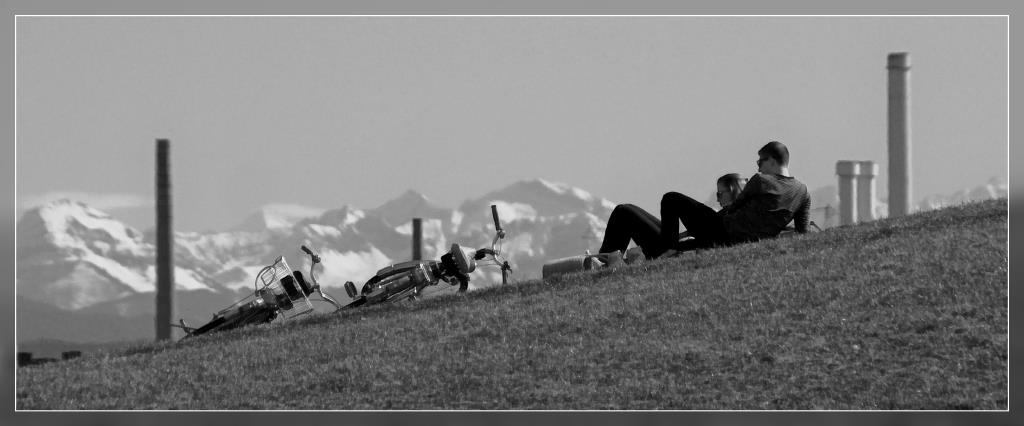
left=255, top=256, right=314, bottom=319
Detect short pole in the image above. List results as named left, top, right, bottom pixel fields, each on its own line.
left=412, top=218, right=422, bottom=261
left=836, top=161, right=860, bottom=226
left=155, top=139, right=174, bottom=341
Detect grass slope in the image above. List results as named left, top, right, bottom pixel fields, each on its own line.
left=16, top=199, right=1008, bottom=410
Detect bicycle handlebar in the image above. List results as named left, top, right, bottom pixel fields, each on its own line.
left=301, top=245, right=321, bottom=264
left=490, top=205, right=502, bottom=232
left=299, top=245, right=341, bottom=310
left=487, top=205, right=510, bottom=285
left=490, top=205, right=505, bottom=238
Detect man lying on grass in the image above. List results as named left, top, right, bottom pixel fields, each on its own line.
left=598, top=141, right=812, bottom=259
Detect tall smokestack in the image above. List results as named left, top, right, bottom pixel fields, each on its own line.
left=155, top=139, right=174, bottom=341
left=887, top=52, right=912, bottom=217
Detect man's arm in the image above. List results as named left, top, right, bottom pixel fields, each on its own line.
left=794, top=192, right=811, bottom=233
left=720, top=173, right=761, bottom=215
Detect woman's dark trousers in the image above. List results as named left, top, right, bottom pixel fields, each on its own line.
left=598, top=204, right=665, bottom=258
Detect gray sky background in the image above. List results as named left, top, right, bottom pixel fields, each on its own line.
left=15, top=16, right=1007, bottom=232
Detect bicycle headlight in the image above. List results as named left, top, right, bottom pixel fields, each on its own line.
left=450, top=243, right=476, bottom=274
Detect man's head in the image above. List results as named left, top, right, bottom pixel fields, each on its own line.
left=757, top=141, right=789, bottom=174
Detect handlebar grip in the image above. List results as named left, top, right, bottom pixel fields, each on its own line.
left=474, top=248, right=494, bottom=260
left=301, top=245, right=321, bottom=263
left=490, top=205, right=502, bottom=232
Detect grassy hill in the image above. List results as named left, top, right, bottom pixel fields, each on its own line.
left=16, top=199, right=1007, bottom=410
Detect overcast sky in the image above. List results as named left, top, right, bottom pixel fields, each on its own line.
left=15, top=16, right=1007, bottom=232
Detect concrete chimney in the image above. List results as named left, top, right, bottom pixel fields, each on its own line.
left=836, top=161, right=860, bottom=226
left=856, top=160, right=879, bottom=222
left=887, top=52, right=912, bottom=216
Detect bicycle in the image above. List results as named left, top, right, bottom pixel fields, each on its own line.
left=340, top=204, right=512, bottom=309
left=173, top=245, right=342, bottom=338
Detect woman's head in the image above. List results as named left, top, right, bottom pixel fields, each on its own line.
left=716, top=173, right=747, bottom=208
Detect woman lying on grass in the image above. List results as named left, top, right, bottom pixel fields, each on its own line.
left=599, top=173, right=747, bottom=260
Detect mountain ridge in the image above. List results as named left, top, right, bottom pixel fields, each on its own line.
left=16, top=178, right=619, bottom=342
left=16, top=176, right=1006, bottom=343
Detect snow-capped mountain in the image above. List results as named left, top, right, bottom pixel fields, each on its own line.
left=455, top=179, right=617, bottom=278
left=16, top=179, right=617, bottom=343
left=19, top=176, right=1006, bottom=344
left=232, top=203, right=327, bottom=232
left=368, top=190, right=452, bottom=229
left=17, top=200, right=160, bottom=310
left=917, top=176, right=1008, bottom=212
